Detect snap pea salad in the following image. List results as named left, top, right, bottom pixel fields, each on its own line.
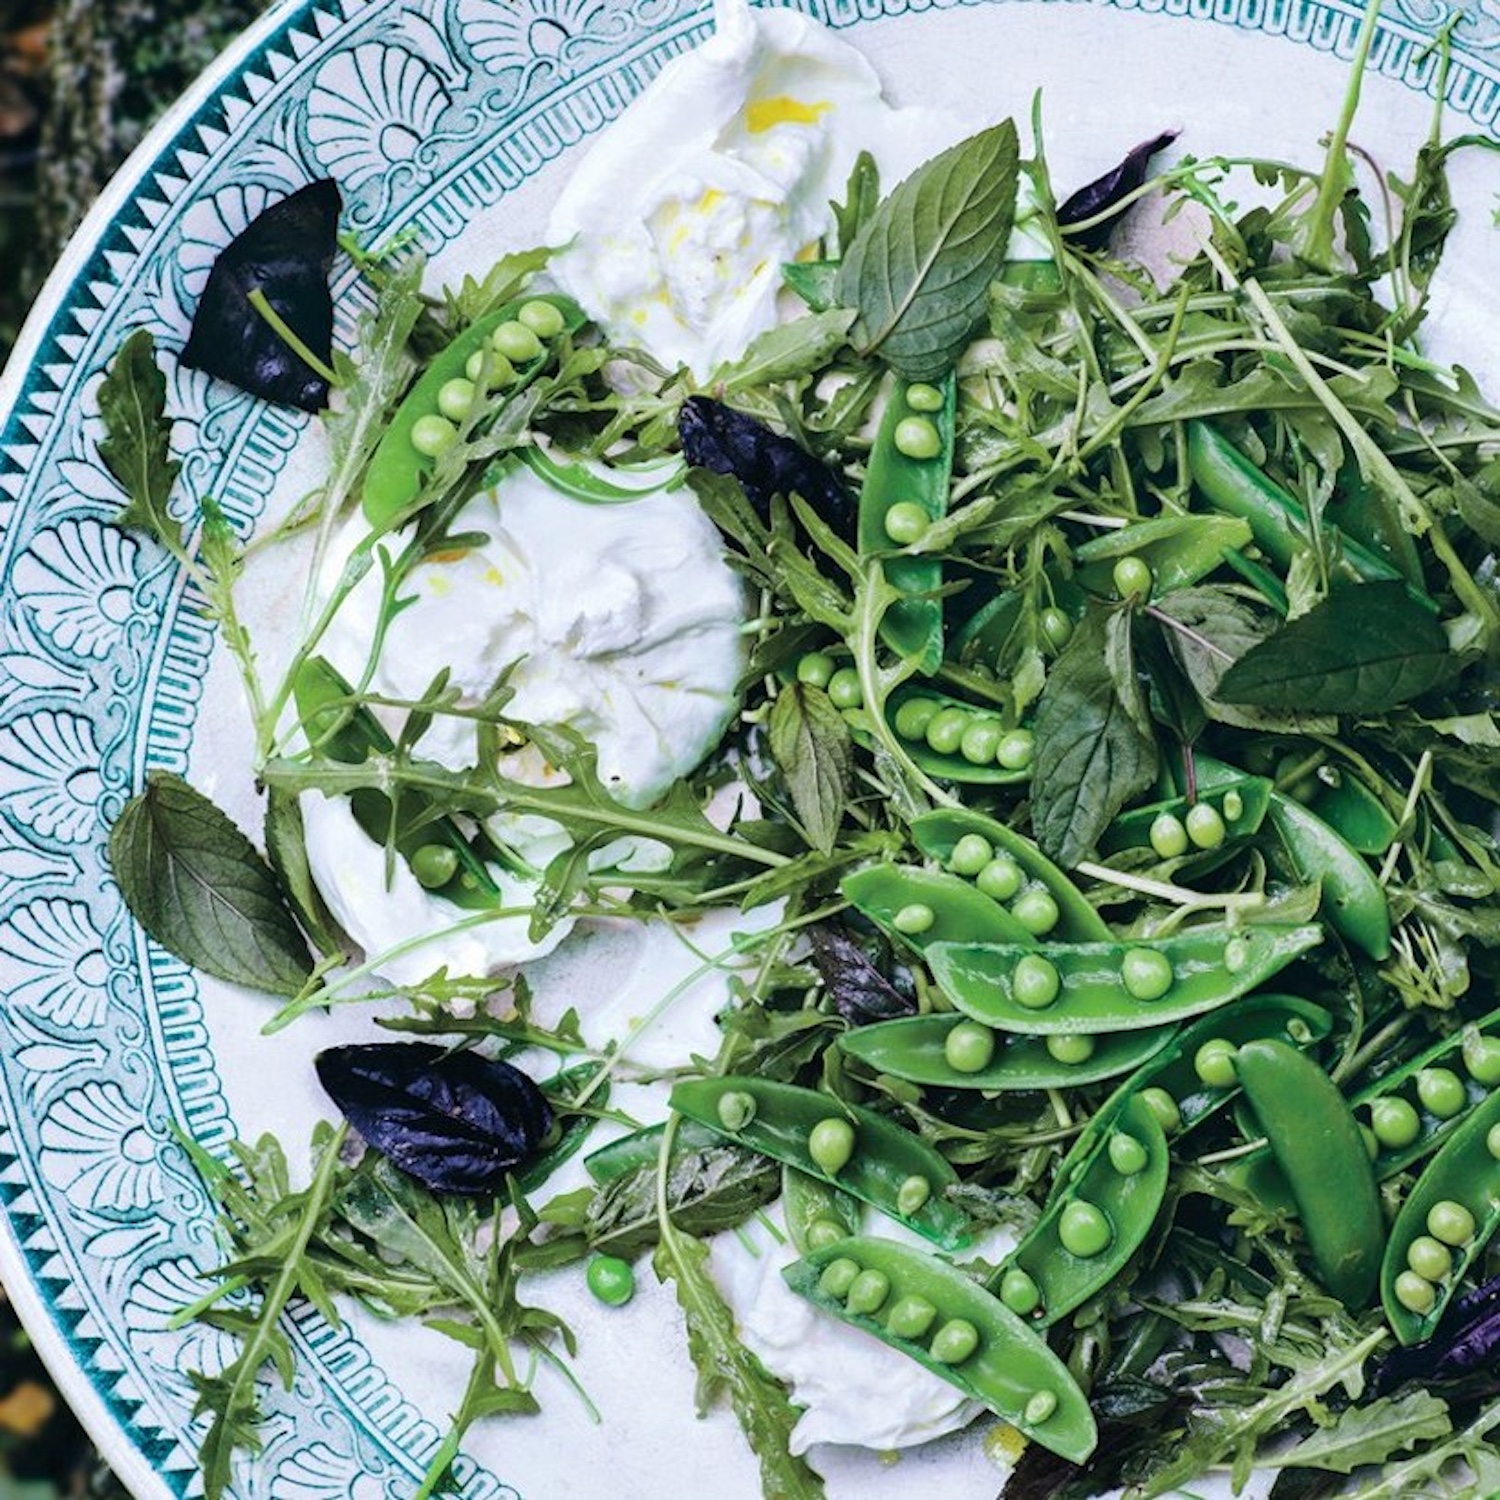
left=96, top=10, right=1500, bottom=1499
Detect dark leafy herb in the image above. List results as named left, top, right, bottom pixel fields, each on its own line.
left=1373, top=1275, right=1500, bottom=1398
left=1057, top=130, right=1179, bottom=250
left=679, top=395, right=854, bottom=535
left=1217, top=581, right=1459, bottom=712
left=315, top=1043, right=552, bottom=1195
left=179, top=177, right=341, bottom=411
left=767, top=682, right=852, bottom=854
left=108, top=770, right=313, bottom=995
left=807, top=923, right=913, bottom=1024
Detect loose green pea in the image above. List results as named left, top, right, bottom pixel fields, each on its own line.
left=924, top=707, right=970, bottom=755
left=896, top=1174, right=932, bottom=1216
left=883, top=501, right=930, bottom=545
left=1012, top=887, right=1061, bottom=937
left=717, top=1090, right=757, bottom=1131
left=1112, top=555, right=1153, bottom=599
left=1139, top=1086, right=1181, bottom=1134
left=893, top=696, right=940, bottom=740
left=999, top=1266, right=1042, bottom=1316
left=517, top=298, right=566, bottom=338
left=1393, top=1270, right=1438, bottom=1314
left=1107, top=1132, right=1149, bottom=1176
left=1039, top=606, right=1073, bottom=651
left=893, top=416, right=942, bottom=459
left=976, top=855, right=1024, bottom=902
left=1185, top=802, right=1227, bottom=850
left=1407, top=1235, right=1454, bottom=1282
left=409, top=843, right=459, bottom=890
left=818, top=1257, right=861, bottom=1299
left=1012, top=953, right=1062, bottom=1010
left=929, top=1318, right=980, bottom=1364
left=410, top=413, right=458, bottom=457
left=943, top=1019, right=996, bottom=1074
left=1489, top=1122, right=1500, bottom=1161
left=846, top=1267, right=891, bottom=1315
left=893, top=902, right=936, bottom=936
left=436, top=376, right=478, bottom=422
left=996, top=728, right=1035, bottom=770
left=1024, top=1390, right=1059, bottom=1425
left=806, top=1218, right=848, bottom=1252
left=826, top=667, right=863, bottom=710
left=586, top=1253, right=636, bottom=1306
left=1121, top=948, right=1174, bottom=1001
left=1149, top=812, right=1189, bottom=858
left=905, top=382, right=944, bottom=412
left=886, top=1293, right=938, bottom=1340
left=1193, top=1038, right=1238, bottom=1089
left=809, top=1117, right=856, bottom=1176
left=1417, top=1068, right=1467, bottom=1120
left=1046, top=1033, right=1097, bottom=1066
left=796, top=651, right=836, bottom=688
left=491, top=319, right=543, bottom=362
left=1427, top=1199, right=1477, bottom=1247
left=948, top=833, right=994, bottom=876
left=1058, top=1200, right=1112, bottom=1258
left=1369, top=1097, right=1423, bottom=1149
left=960, top=719, right=1004, bottom=765
left=1463, top=1033, right=1500, bottom=1087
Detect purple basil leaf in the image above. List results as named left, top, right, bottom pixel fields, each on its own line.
left=809, top=923, right=915, bottom=1023
left=1372, top=1273, right=1500, bottom=1396
left=316, top=1041, right=551, bottom=1195
left=180, top=178, right=342, bottom=412
left=680, top=396, right=855, bottom=537
left=1058, top=131, right=1179, bottom=252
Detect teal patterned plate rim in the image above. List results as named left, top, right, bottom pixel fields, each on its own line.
left=0, top=0, right=1495, bottom=1496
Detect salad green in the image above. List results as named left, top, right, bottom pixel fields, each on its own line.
left=93, top=3, right=1500, bottom=1496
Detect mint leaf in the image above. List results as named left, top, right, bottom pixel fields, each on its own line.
left=98, top=327, right=183, bottom=549
left=110, top=771, right=313, bottom=996
left=836, top=121, right=1019, bottom=380
left=1217, top=581, right=1457, bottom=712
left=1030, top=607, right=1158, bottom=866
left=767, top=683, right=852, bottom=855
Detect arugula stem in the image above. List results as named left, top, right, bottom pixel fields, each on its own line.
left=247, top=288, right=341, bottom=387
left=412, top=1349, right=493, bottom=1500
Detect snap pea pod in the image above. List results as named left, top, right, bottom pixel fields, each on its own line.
left=669, top=1077, right=971, bottom=1250
left=292, top=656, right=501, bottom=909
left=927, top=923, right=1323, bottom=1035
left=1097, top=773, right=1272, bottom=858
left=1298, top=769, right=1400, bottom=857
left=361, top=291, right=587, bottom=525
left=1381, top=1089, right=1500, bottom=1345
left=858, top=682, right=1031, bottom=786
left=910, top=808, right=1110, bottom=942
left=1235, top=1037, right=1385, bottom=1307
left=995, top=1094, right=1169, bottom=1327
left=1352, top=1005, right=1500, bottom=1181
left=783, top=1236, right=1097, bottom=1462
left=838, top=1013, right=1176, bottom=1092
left=781, top=1165, right=862, bottom=1256
left=582, top=1118, right=724, bottom=1184
left=858, top=374, right=956, bottom=675
left=1187, top=752, right=1391, bottom=960
left=841, top=864, right=1036, bottom=950
left=1073, top=514, right=1252, bottom=596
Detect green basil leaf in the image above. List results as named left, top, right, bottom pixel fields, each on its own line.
left=1030, top=607, right=1159, bottom=867
left=1216, top=581, right=1457, bottom=712
left=98, top=327, right=183, bottom=549
left=836, top=120, right=1019, bottom=380
left=110, top=771, right=313, bottom=996
left=767, top=683, right=852, bottom=855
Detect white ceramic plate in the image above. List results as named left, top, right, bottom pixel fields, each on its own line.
left=0, top=1, right=1496, bottom=1495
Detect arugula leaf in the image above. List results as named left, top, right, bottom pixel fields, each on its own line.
left=263, top=787, right=346, bottom=959
left=1267, top=1390, right=1452, bottom=1474
left=1030, top=607, right=1158, bottom=866
left=1217, top=581, right=1458, bottom=712
left=711, top=309, right=857, bottom=393
left=767, top=683, right=852, bottom=855
left=98, top=327, right=184, bottom=551
left=836, top=121, right=1019, bottom=380
left=109, top=771, right=313, bottom=996
left=831, top=149, right=880, bottom=255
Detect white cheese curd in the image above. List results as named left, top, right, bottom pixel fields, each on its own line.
left=711, top=1214, right=985, bottom=1455
left=546, top=0, right=965, bottom=377
left=299, top=456, right=746, bottom=985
